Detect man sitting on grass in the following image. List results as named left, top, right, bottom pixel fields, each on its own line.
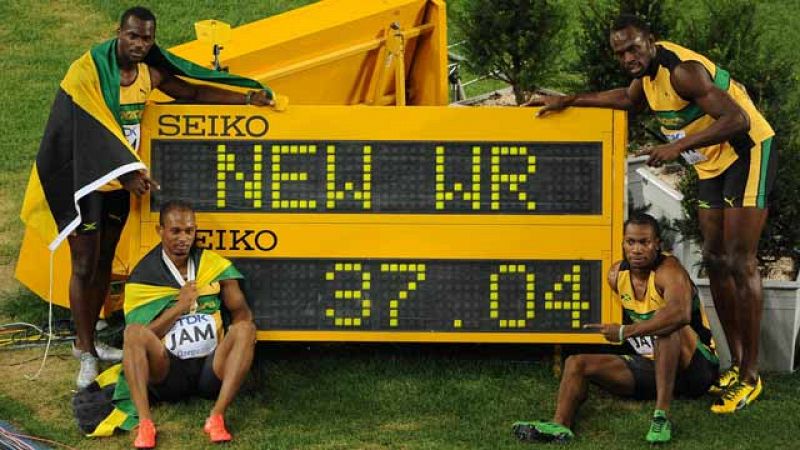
left=512, top=213, right=719, bottom=444
left=122, top=200, right=255, bottom=448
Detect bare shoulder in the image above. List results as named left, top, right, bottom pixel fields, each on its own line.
left=670, top=61, right=714, bottom=98
left=654, top=255, right=691, bottom=285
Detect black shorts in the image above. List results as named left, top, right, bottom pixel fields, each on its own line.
left=697, top=137, right=777, bottom=209
left=619, top=351, right=719, bottom=400
left=148, top=351, right=222, bottom=403
left=75, top=190, right=130, bottom=234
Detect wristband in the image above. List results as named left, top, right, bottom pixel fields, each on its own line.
left=618, top=325, right=625, bottom=343
left=244, top=90, right=254, bottom=105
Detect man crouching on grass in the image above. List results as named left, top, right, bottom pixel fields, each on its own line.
left=512, top=213, right=719, bottom=444
left=123, top=200, right=256, bottom=448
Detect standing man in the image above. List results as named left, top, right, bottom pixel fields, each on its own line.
left=527, top=14, right=775, bottom=413
left=20, top=6, right=272, bottom=388
left=512, top=213, right=718, bottom=444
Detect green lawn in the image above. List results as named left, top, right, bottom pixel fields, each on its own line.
left=1, top=1, right=799, bottom=449
left=1, top=343, right=799, bottom=449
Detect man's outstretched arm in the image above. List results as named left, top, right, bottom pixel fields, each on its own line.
left=150, top=66, right=273, bottom=106
left=524, top=80, right=646, bottom=116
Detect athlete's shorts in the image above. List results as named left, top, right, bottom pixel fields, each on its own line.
left=148, top=350, right=222, bottom=402
left=619, top=350, right=719, bottom=400
left=75, top=190, right=130, bottom=235
left=697, top=137, right=777, bottom=209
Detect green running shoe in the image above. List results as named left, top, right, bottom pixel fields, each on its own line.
left=512, top=420, right=574, bottom=444
left=645, top=410, right=672, bottom=444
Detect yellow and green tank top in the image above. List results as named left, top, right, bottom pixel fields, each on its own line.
left=615, top=254, right=717, bottom=363
left=642, top=41, right=774, bottom=179
left=98, top=63, right=151, bottom=192
left=119, top=62, right=152, bottom=152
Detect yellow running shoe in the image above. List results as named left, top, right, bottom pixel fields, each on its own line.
left=711, top=376, right=763, bottom=414
left=708, top=365, right=739, bottom=396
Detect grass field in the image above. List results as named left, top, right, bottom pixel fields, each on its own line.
left=1, top=1, right=799, bottom=449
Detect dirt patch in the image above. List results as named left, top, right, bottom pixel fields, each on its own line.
left=645, top=164, right=686, bottom=190
left=763, top=257, right=797, bottom=281
left=0, top=265, right=20, bottom=297
left=475, top=90, right=518, bottom=106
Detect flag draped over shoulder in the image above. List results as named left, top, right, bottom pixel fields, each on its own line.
left=21, top=39, right=271, bottom=250
left=75, top=245, right=243, bottom=437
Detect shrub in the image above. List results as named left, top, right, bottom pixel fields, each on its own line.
left=574, top=0, right=676, bottom=149
left=451, top=0, right=567, bottom=105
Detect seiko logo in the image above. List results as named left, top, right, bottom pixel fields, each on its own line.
left=158, top=114, right=269, bottom=137
left=195, top=228, right=278, bottom=252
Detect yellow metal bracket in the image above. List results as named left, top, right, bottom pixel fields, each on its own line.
left=194, top=19, right=232, bottom=71
left=368, top=22, right=410, bottom=106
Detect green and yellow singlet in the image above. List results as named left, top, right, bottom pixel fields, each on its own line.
left=642, top=41, right=774, bottom=180
left=119, top=62, right=152, bottom=152
left=615, top=255, right=717, bottom=363
left=98, top=63, right=152, bottom=192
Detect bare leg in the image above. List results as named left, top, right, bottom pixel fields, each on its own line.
left=552, top=354, right=635, bottom=428
left=210, top=321, right=257, bottom=416
left=723, top=208, right=768, bottom=383
left=122, top=324, right=171, bottom=422
left=698, top=209, right=741, bottom=366
left=653, top=331, right=686, bottom=412
left=93, top=222, right=124, bottom=318
left=68, top=233, right=102, bottom=355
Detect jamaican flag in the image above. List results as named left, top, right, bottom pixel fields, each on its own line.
left=21, top=39, right=271, bottom=250
left=73, top=245, right=242, bottom=437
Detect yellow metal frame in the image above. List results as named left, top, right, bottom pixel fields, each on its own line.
left=162, top=0, right=448, bottom=106
left=133, top=104, right=626, bottom=343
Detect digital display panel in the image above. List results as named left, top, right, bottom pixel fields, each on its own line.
left=236, top=258, right=601, bottom=331
left=138, top=105, right=625, bottom=343
left=151, top=140, right=602, bottom=214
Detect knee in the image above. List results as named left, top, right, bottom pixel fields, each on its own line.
left=563, top=355, right=587, bottom=377
left=70, top=257, right=95, bottom=281
left=702, top=249, right=727, bottom=274
left=228, top=321, right=256, bottom=342
left=725, top=249, right=759, bottom=278
left=123, top=323, right=151, bottom=344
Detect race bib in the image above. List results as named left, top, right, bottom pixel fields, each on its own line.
left=664, top=130, right=707, bottom=165
left=164, top=313, right=218, bottom=359
left=123, top=123, right=141, bottom=151
left=627, top=335, right=656, bottom=357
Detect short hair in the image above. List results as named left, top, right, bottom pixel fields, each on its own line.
left=624, top=212, right=661, bottom=239
left=159, top=199, right=194, bottom=226
left=120, top=6, right=156, bottom=29
left=611, top=13, right=651, bottom=35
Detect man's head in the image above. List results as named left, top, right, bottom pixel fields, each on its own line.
left=623, top=212, right=662, bottom=271
left=158, top=200, right=195, bottom=261
left=117, top=7, right=156, bottom=64
left=610, top=14, right=656, bottom=79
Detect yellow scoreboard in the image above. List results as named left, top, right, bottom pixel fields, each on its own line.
left=136, top=104, right=626, bottom=343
